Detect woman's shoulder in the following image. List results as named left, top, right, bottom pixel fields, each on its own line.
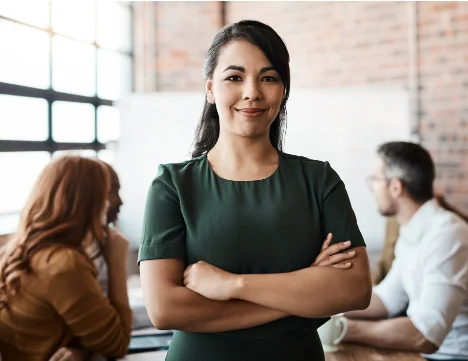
left=31, top=246, right=92, bottom=277
left=280, top=151, right=325, bottom=167
left=161, top=154, right=205, bottom=172
left=150, top=155, right=206, bottom=187
left=280, top=152, right=337, bottom=174
left=280, top=152, right=342, bottom=188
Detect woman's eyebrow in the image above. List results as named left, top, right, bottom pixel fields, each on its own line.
left=222, top=65, right=276, bottom=73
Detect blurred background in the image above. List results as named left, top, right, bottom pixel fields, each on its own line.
left=1, top=1, right=467, bottom=270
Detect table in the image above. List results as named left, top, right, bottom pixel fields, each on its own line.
left=118, top=351, right=167, bottom=361
left=116, top=344, right=424, bottom=361
left=325, top=344, right=424, bottom=361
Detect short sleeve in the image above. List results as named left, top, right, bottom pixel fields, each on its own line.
left=138, top=164, right=187, bottom=263
left=321, top=162, right=366, bottom=249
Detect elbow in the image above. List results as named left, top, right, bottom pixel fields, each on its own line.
left=352, top=279, right=372, bottom=310
left=149, top=313, right=173, bottom=330
left=102, top=330, right=132, bottom=359
left=109, top=342, right=130, bottom=359
left=147, top=301, right=176, bottom=330
left=418, top=339, right=439, bottom=354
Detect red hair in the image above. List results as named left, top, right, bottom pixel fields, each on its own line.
left=0, top=155, right=110, bottom=310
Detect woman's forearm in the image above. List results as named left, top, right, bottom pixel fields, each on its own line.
left=231, top=248, right=372, bottom=318
left=141, top=259, right=288, bottom=332
left=107, top=262, right=130, bottom=305
left=150, top=285, right=288, bottom=332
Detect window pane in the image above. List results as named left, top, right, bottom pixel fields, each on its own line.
left=53, top=150, right=97, bottom=159
left=0, top=152, right=50, bottom=214
left=0, top=213, right=20, bottom=235
left=51, top=2, right=95, bottom=42
left=97, top=149, right=114, bottom=165
left=0, top=1, right=49, bottom=28
left=96, top=2, right=131, bottom=52
left=0, top=20, right=50, bottom=89
left=97, top=50, right=132, bottom=101
left=97, top=106, right=120, bottom=143
left=52, top=101, right=95, bottom=143
left=0, top=95, right=48, bottom=141
left=52, top=36, right=96, bottom=96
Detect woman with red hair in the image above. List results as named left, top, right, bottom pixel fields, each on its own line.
left=0, top=155, right=132, bottom=361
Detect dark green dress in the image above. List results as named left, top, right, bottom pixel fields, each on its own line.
left=138, top=151, right=366, bottom=361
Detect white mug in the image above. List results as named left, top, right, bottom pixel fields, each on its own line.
left=317, top=313, right=348, bottom=353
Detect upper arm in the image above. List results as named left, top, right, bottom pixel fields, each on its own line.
left=47, top=253, right=132, bottom=357
left=373, top=255, right=409, bottom=317
left=345, top=246, right=372, bottom=306
left=409, top=224, right=468, bottom=348
left=138, top=165, right=188, bottom=319
left=138, top=165, right=186, bottom=263
left=321, top=163, right=371, bottom=299
left=321, top=162, right=366, bottom=250
left=140, top=258, right=185, bottom=320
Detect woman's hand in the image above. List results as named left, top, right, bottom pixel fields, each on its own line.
left=184, top=261, right=238, bottom=301
left=49, top=347, right=88, bottom=361
left=312, top=233, right=356, bottom=269
left=102, top=227, right=129, bottom=264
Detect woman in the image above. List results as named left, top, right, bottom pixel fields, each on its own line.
left=139, top=20, right=372, bottom=360
left=0, top=156, right=132, bottom=361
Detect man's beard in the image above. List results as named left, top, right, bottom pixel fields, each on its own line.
left=379, top=205, right=397, bottom=217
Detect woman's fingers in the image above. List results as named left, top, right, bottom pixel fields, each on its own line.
left=314, top=241, right=352, bottom=265
left=321, top=233, right=333, bottom=251
left=49, top=348, right=70, bottom=361
left=318, top=250, right=356, bottom=267
left=183, top=265, right=192, bottom=279
left=332, top=262, right=352, bottom=269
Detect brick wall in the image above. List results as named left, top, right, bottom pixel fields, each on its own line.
left=227, top=2, right=468, bottom=209
left=138, top=1, right=468, bottom=210
left=417, top=2, right=468, bottom=209
left=228, top=2, right=410, bottom=88
left=153, top=1, right=223, bottom=91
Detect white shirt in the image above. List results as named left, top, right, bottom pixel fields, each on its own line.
left=374, top=199, right=468, bottom=360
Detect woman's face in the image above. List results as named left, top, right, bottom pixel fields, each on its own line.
left=100, top=199, right=110, bottom=226
left=206, top=40, right=285, bottom=140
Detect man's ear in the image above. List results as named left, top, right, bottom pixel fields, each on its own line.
left=389, top=178, right=404, bottom=198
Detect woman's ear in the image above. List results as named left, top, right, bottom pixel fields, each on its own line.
left=206, top=80, right=215, bottom=104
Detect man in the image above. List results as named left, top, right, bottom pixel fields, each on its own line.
left=343, top=142, right=468, bottom=361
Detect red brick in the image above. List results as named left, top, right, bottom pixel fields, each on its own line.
left=134, top=1, right=468, bottom=211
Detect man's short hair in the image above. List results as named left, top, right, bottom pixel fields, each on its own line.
left=377, top=141, right=435, bottom=203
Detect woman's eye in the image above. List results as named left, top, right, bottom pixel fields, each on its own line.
left=226, top=75, right=242, bottom=81
left=262, top=76, right=278, bottom=82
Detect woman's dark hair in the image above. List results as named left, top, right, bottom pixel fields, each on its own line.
left=191, top=20, right=290, bottom=158
left=377, top=141, right=435, bottom=203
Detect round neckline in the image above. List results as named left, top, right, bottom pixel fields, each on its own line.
left=204, top=151, right=282, bottom=183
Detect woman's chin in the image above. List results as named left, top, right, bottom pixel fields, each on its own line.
left=232, top=123, right=270, bottom=139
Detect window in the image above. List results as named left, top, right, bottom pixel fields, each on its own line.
left=0, top=2, right=133, bottom=234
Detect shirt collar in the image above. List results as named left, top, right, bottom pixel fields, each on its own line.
left=398, top=198, right=440, bottom=244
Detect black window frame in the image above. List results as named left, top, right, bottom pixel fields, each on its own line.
left=0, top=2, right=134, bottom=153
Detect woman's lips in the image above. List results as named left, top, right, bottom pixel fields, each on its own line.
left=236, top=108, right=267, bottom=117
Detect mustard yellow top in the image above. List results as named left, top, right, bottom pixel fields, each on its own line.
left=0, top=246, right=132, bottom=361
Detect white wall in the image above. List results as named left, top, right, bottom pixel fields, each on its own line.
left=114, top=93, right=204, bottom=245
left=115, top=89, right=411, bottom=251
left=286, top=89, right=411, bottom=251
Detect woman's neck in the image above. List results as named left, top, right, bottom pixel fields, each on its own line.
left=209, top=131, right=277, bottom=165
left=207, top=131, right=279, bottom=181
